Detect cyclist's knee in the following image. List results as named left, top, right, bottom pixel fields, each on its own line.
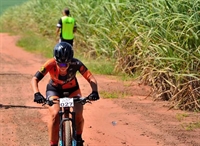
left=49, top=108, right=59, bottom=123
left=51, top=113, right=59, bottom=122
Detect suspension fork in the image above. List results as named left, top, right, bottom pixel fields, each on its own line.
left=59, top=107, right=72, bottom=146
left=59, top=107, right=77, bottom=145
left=71, top=111, right=76, bottom=140
left=59, top=107, right=66, bottom=146
left=71, top=111, right=78, bottom=146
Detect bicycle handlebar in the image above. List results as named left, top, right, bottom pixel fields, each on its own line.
left=43, top=96, right=91, bottom=106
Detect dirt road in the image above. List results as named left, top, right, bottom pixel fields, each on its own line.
left=0, top=33, right=199, bottom=146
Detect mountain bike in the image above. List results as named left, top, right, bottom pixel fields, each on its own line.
left=43, top=93, right=91, bottom=146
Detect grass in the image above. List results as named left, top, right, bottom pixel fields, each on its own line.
left=16, top=32, right=55, bottom=58
left=0, top=0, right=29, bottom=16
left=74, top=48, right=116, bottom=75
left=175, top=113, right=189, bottom=122
left=182, top=122, right=200, bottom=131
left=176, top=113, right=200, bottom=130
left=100, top=90, right=128, bottom=99
left=81, top=58, right=115, bottom=75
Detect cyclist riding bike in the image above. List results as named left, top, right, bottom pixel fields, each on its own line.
left=31, top=42, right=100, bottom=146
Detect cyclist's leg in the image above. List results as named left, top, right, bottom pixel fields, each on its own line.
left=70, top=89, right=84, bottom=137
left=46, top=88, right=60, bottom=146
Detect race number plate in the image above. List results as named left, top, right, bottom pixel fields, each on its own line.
left=59, top=98, right=74, bottom=107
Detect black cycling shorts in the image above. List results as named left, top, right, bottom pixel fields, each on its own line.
left=46, top=83, right=79, bottom=99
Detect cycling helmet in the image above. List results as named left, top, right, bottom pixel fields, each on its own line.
left=53, top=42, right=74, bottom=63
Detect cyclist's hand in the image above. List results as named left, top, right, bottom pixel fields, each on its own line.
left=88, top=91, right=100, bottom=101
left=34, top=92, right=46, bottom=103
left=47, top=100, right=54, bottom=106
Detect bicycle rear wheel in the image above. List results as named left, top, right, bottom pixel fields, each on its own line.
left=64, top=120, right=72, bottom=146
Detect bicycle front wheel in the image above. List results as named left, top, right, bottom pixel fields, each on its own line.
left=64, top=120, right=72, bottom=146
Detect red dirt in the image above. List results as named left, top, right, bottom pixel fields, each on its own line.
left=0, top=33, right=200, bottom=146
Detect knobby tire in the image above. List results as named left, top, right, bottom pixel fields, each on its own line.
left=64, top=120, right=72, bottom=146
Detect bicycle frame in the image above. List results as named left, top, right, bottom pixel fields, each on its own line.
left=43, top=96, right=91, bottom=146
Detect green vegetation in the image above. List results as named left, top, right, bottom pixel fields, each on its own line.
left=100, top=90, right=127, bottom=99
left=0, top=0, right=199, bottom=111
left=181, top=121, right=200, bottom=131
left=16, top=31, right=54, bottom=58
left=176, top=113, right=189, bottom=122
left=0, top=0, right=28, bottom=15
left=176, top=113, right=200, bottom=130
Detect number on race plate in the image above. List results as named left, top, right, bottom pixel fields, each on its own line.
left=59, top=98, right=74, bottom=107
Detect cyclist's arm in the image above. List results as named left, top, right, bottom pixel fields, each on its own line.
left=31, top=76, right=40, bottom=94
left=31, top=69, right=45, bottom=94
left=31, top=59, right=54, bottom=94
left=76, top=59, right=98, bottom=91
left=80, top=67, right=98, bottom=92
left=87, top=73, right=98, bottom=92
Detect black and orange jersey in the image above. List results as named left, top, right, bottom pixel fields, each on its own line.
left=35, top=58, right=92, bottom=89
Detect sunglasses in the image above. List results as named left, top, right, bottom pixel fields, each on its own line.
left=57, top=62, right=70, bottom=67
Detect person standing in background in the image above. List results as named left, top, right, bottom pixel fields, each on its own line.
left=56, top=8, right=77, bottom=46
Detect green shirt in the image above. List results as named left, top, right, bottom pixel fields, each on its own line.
left=61, top=16, right=75, bottom=40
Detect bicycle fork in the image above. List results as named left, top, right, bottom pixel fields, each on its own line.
left=71, top=111, right=77, bottom=146
left=59, top=109, right=77, bottom=146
